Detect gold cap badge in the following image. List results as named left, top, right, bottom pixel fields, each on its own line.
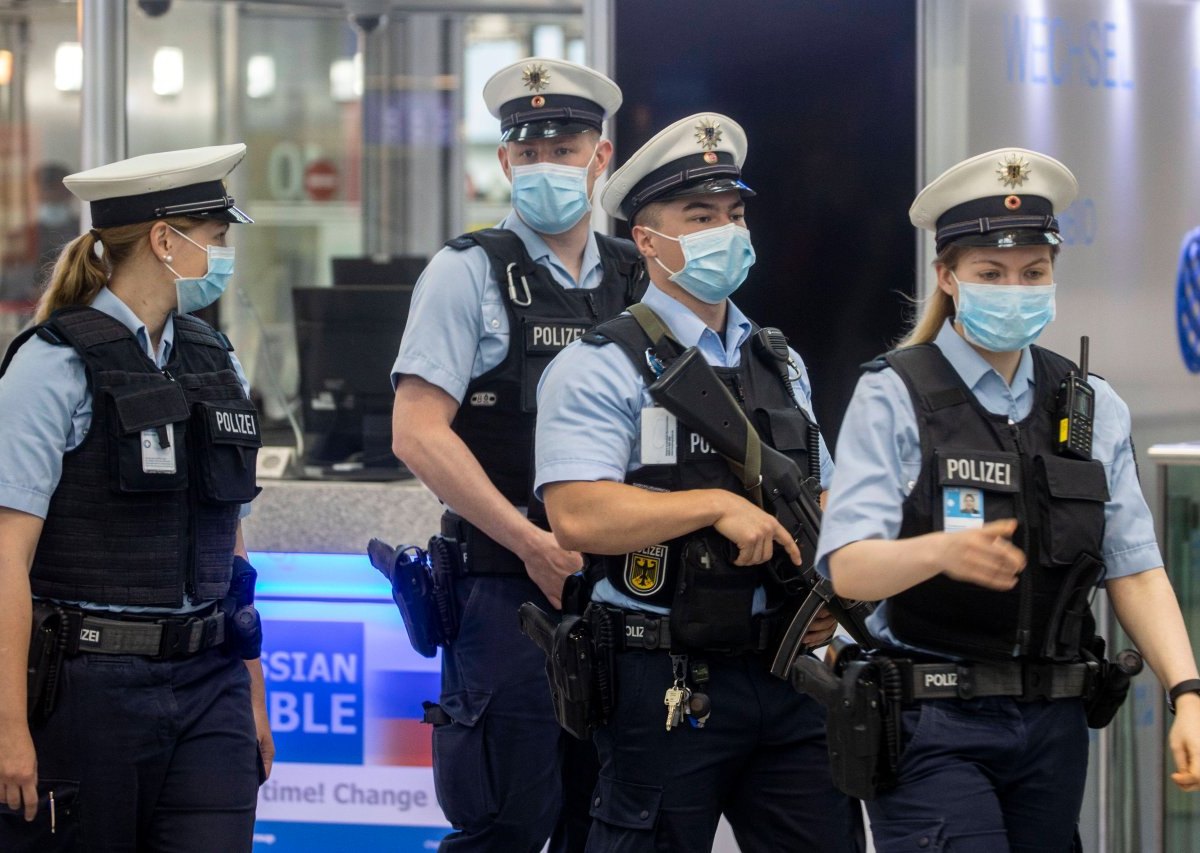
left=522, top=63, right=550, bottom=93
left=694, top=118, right=723, bottom=151
left=997, top=153, right=1031, bottom=189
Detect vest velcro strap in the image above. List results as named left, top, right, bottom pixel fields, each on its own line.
left=64, top=606, right=226, bottom=659
left=901, top=659, right=1094, bottom=702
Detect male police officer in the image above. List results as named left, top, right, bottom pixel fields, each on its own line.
left=390, top=58, right=642, bottom=852
left=534, top=114, right=860, bottom=851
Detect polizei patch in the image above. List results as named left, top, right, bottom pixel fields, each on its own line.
left=937, top=451, right=1020, bottom=492
left=624, top=544, right=668, bottom=597
left=207, top=405, right=261, bottom=443
left=524, top=322, right=590, bottom=354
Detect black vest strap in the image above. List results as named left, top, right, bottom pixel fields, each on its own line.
left=0, top=326, right=40, bottom=378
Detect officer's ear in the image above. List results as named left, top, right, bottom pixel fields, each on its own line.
left=497, top=144, right=513, bottom=182
left=592, top=138, right=613, bottom=175
left=630, top=222, right=656, bottom=258
left=934, top=262, right=958, bottom=300
left=147, top=220, right=174, bottom=264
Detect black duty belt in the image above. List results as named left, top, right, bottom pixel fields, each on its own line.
left=898, top=658, right=1095, bottom=703
left=440, top=510, right=527, bottom=576
left=603, top=606, right=779, bottom=654
left=61, top=604, right=226, bottom=660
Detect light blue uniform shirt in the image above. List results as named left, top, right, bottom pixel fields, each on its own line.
left=0, top=287, right=251, bottom=611
left=815, top=319, right=1162, bottom=649
left=535, top=282, right=835, bottom=614
left=390, top=211, right=606, bottom=397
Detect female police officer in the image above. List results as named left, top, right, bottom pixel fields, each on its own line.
left=816, top=148, right=1200, bottom=851
left=0, top=145, right=273, bottom=851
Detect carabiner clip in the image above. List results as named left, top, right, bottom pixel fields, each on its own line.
left=506, top=263, right=533, bottom=307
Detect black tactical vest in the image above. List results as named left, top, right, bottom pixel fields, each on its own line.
left=581, top=311, right=820, bottom=608
left=1, top=307, right=262, bottom=607
left=445, top=228, right=644, bottom=507
left=881, top=344, right=1110, bottom=661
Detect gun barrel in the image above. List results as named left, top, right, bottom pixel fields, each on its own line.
left=518, top=602, right=557, bottom=657
left=367, top=538, right=397, bottom=582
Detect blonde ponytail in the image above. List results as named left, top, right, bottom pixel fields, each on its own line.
left=35, top=231, right=107, bottom=323
left=34, top=216, right=200, bottom=324
left=896, top=245, right=968, bottom=348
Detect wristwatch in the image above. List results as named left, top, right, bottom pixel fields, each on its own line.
left=1167, top=679, right=1200, bottom=714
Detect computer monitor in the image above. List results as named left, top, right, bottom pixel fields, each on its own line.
left=291, top=285, right=412, bottom=476
left=331, top=255, right=427, bottom=287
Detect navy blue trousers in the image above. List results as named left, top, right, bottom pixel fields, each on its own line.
left=432, top=574, right=597, bottom=853
left=0, top=647, right=259, bottom=853
left=586, top=649, right=863, bottom=853
left=866, top=698, right=1088, bottom=852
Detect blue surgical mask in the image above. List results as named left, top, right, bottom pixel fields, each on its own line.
left=647, top=223, right=756, bottom=304
left=953, top=275, right=1057, bottom=352
left=510, top=148, right=596, bottom=235
left=165, top=226, right=235, bottom=314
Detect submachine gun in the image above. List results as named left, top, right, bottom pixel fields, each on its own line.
left=645, top=345, right=876, bottom=677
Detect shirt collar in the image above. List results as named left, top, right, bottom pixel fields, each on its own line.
left=933, top=317, right=1034, bottom=395
left=641, top=282, right=753, bottom=355
left=501, top=210, right=602, bottom=287
left=89, top=286, right=175, bottom=366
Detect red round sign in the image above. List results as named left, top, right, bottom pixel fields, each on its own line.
left=303, top=159, right=339, bottom=202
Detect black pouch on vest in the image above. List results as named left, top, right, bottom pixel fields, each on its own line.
left=194, top=398, right=262, bottom=504
left=1035, top=455, right=1109, bottom=567
left=27, top=602, right=67, bottom=725
left=669, top=532, right=757, bottom=652
left=107, top=382, right=191, bottom=492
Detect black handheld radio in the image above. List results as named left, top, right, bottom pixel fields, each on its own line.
left=1055, top=336, right=1095, bottom=459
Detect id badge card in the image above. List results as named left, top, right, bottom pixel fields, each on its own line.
left=640, top=407, right=678, bottom=465
left=141, top=424, right=176, bottom=475
left=943, top=486, right=984, bottom=531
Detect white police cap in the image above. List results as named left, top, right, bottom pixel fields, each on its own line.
left=910, top=147, right=1077, bottom=253
left=483, top=57, right=622, bottom=142
left=600, top=112, right=755, bottom=222
left=64, top=143, right=252, bottom=228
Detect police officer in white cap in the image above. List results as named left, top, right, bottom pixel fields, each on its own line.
left=816, top=147, right=1200, bottom=850
left=390, top=58, right=642, bottom=852
left=534, top=113, right=861, bottom=851
left=0, top=145, right=272, bottom=851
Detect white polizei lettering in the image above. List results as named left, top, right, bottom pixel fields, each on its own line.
left=215, top=410, right=257, bottom=436
left=80, top=627, right=101, bottom=644
left=690, top=434, right=713, bottom=454
left=533, top=326, right=584, bottom=349
left=626, top=624, right=644, bottom=639
left=948, top=458, right=1012, bottom=486
left=924, top=672, right=957, bottom=688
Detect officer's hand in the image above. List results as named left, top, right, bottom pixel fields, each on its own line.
left=521, top=528, right=584, bottom=609
left=0, top=718, right=38, bottom=820
left=801, top=606, right=838, bottom=648
left=936, top=519, right=1025, bottom=590
left=1169, top=695, right=1200, bottom=792
left=712, top=492, right=801, bottom=568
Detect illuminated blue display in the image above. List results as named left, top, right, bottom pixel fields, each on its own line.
left=250, top=551, right=394, bottom=603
